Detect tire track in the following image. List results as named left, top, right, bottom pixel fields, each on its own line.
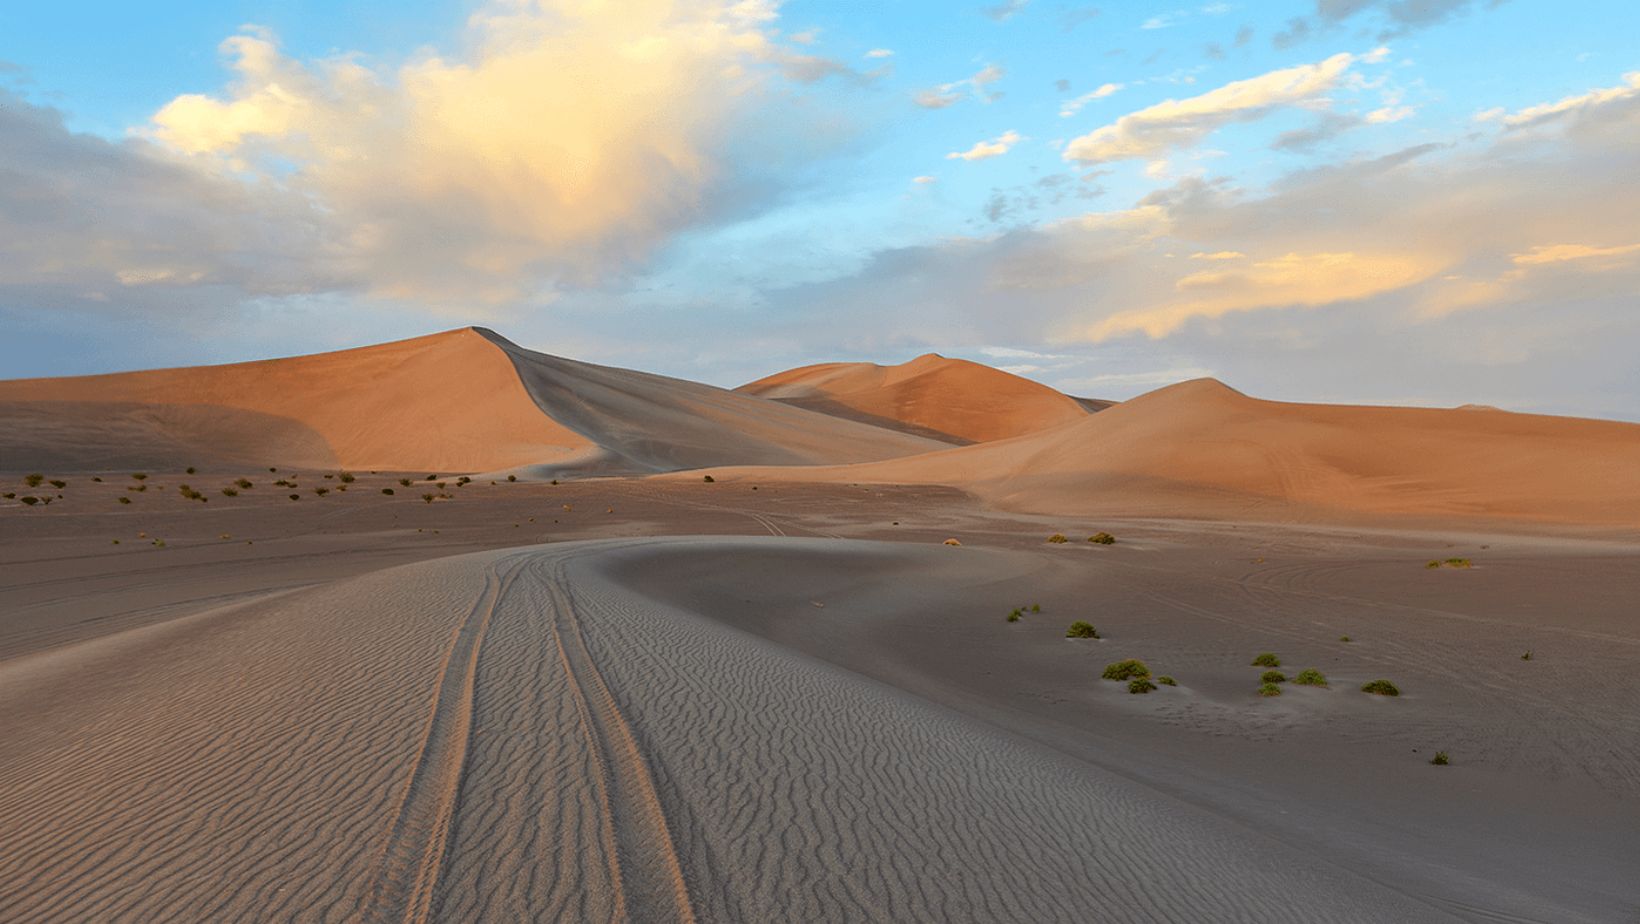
left=363, top=556, right=519, bottom=924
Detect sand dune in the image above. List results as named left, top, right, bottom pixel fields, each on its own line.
left=0, top=329, right=940, bottom=473
left=687, top=378, right=1640, bottom=528
left=737, top=353, right=1091, bottom=443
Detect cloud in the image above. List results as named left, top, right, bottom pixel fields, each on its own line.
left=137, top=1, right=847, bottom=306
left=947, top=130, right=1022, bottom=161
left=1365, top=104, right=1415, bottom=123
left=1511, top=242, right=1640, bottom=266
left=914, top=63, right=1005, bottom=108
left=982, top=0, right=1030, bottom=21
left=1059, top=82, right=1124, bottom=117
left=1191, top=251, right=1246, bottom=260
left=864, top=48, right=894, bottom=59
left=1065, top=53, right=1356, bottom=164
left=1276, top=0, right=1493, bottom=46
left=913, top=175, right=937, bottom=184
left=1496, top=72, right=1640, bottom=128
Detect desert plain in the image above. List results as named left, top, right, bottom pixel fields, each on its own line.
left=2, top=329, right=1638, bottom=923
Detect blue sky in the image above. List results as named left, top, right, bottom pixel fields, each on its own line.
left=2, top=0, right=1637, bottom=419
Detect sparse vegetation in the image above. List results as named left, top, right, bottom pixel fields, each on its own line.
left=1260, top=670, right=1287, bottom=684
left=339, top=472, right=356, bottom=483
left=1429, top=751, right=1450, bottom=766
left=422, top=493, right=436, bottom=504
left=1258, top=682, right=1282, bottom=697
left=1427, top=558, right=1473, bottom=569
left=129, top=483, right=147, bottom=492
left=1066, top=621, right=1100, bottom=639
left=289, top=493, right=300, bottom=501
left=21, top=496, right=39, bottom=506
left=382, top=488, right=395, bottom=495
left=1520, top=650, right=1533, bottom=661
left=1102, top=659, right=1151, bottom=681
left=236, top=478, right=253, bottom=489
left=1, top=493, right=12, bottom=499
left=1006, top=610, right=1021, bottom=623
left=1339, top=635, right=1351, bottom=642
left=132, top=473, right=148, bottom=481
left=1251, top=652, right=1281, bottom=667
left=185, top=467, right=196, bottom=474
left=48, top=480, right=66, bottom=489
left=1128, top=678, right=1158, bottom=694
left=426, top=474, right=437, bottom=481
left=1293, top=668, right=1328, bottom=687
left=313, top=487, right=329, bottom=496
left=1088, top=532, right=1116, bottom=545
left=703, top=474, right=715, bottom=483
left=1156, top=676, right=1177, bottom=686
left=1030, top=604, right=1040, bottom=613
left=1361, top=679, right=1401, bottom=696
left=399, top=478, right=411, bottom=487
left=24, top=474, right=43, bottom=487
left=1047, top=533, right=1069, bottom=544
left=507, top=474, right=518, bottom=482
left=222, top=488, right=239, bottom=497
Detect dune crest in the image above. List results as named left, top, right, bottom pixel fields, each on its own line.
left=737, top=352, right=1091, bottom=443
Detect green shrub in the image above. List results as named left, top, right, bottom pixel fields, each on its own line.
left=222, top=488, right=239, bottom=497
left=1007, top=609, right=1022, bottom=623
left=1361, top=679, right=1400, bottom=696
left=1445, top=558, right=1471, bottom=568
left=1128, top=678, right=1157, bottom=694
left=48, top=479, right=66, bottom=489
left=117, top=496, right=132, bottom=505
left=185, top=467, right=196, bottom=474
left=1339, top=635, right=1351, bottom=642
left=1520, top=650, right=1533, bottom=661
left=398, top=478, right=411, bottom=487
left=1429, top=751, right=1449, bottom=766
left=132, top=473, right=148, bottom=481
left=236, top=478, right=253, bottom=489
left=288, top=494, right=300, bottom=501
left=1, top=492, right=12, bottom=499
left=1066, top=621, right=1099, bottom=639
left=313, top=487, right=329, bottom=496
left=1088, top=532, right=1116, bottom=545
left=1251, top=652, right=1281, bottom=667
left=24, top=474, right=44, bottom=487
left=92, top=477, right=103, bottom=482
left=507, top=474, right=517, bottom=482
left=1030, top=604, right=1040, bottom=613
left=703, top=474, right=715, bottom=483
left=1260, top=670, right=1287, bottom=684
left=436, top=481, right=446, bottom=489
left=1102, top=659, right=1150, bottom=681
left=1258, top=682, right=1282, bottom=697
left=1156, top=675, right=1177, bottom=686
left=1047, top=533, right=1069, bottom=544
left=426, top=474, right=437, bottom=481
left=1293, top=668, right=1328, bottom=686
left=422, top=493, right=436, bottom=504
left=382, top=488, right=395, bottom=495
left=339, top=472, right=356, bottom=483
left=20, top=496, right=40, bottom=505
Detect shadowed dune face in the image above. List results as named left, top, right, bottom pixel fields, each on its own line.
left=736, top=353, right=1091, bottom=443
left=477, top=330, right=945, bottom=474
left=0, top=329, right=589, bottom=472
left=688, top=378, right=1640, bottom=528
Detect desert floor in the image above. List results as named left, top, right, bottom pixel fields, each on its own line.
left=3, top=473, right=1638, bottom=922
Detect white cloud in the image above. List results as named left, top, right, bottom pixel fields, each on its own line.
left=913, top=63, right=1005, bottom=108
left=1064, top=53, right=1356, bottom=164
left=865, top=48, right=894, bottom=59
left=947, top=130, right=1022, bottom=161
left=1365, top=105, right=1414, bottom=123
left=913, top=175, right=937, bottom=184
left=1058, top=82, right=1123, bottom=117
left=1497, top=71, right=1640, bottom=128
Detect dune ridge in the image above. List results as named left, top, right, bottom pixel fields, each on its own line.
left=686, top=378, right=1640, bottom=528
left=736, top=353, right=1091, bottom=443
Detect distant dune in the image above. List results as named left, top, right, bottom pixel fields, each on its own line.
left=0, top=329, right=940, bottom=473
left=687, top=378, right=1640, bottom=528
left=737, top=353, right=1091, bottom=443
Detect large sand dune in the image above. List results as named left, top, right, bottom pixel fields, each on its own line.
left=0, top=329, right=940, bottom=473
left=691, top=378, right=1640, bottom=528
left=737, top=353, right=1091, bottom=443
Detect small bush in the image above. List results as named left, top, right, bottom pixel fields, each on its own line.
left=339, top=472, right=356, bottom=483
left=1520, top=650, right=1533, bottom=661
left=1258, top=682, right=1282, bottom=697
left=20, top=496, right=40, bottom=505
left=288, top=494, right=300, bottom=501
left=48, top=479, right=66, bottom=489
left=1066, top=621, right=1100, bottom=639
left=1, top=493, right=11, bottom=499
left=132, top=473, right=148, bottom=481
left=426, top=474, right=437, bottom=481
left=1339, top=635, right=1351, bottom=642
left=1260, top=670, right=1287, bottom=684
left=398, top=478, right=411, bottom=487
left=1427, top=558, right=1472, bottom=569
left=313, top=487, right=329, bottom=496
left=1429, top=751, right=1450, bottom=766
left=222, top=488, right=239, bottom=497
left=1156, top=676, right=1177, bottom=686
left=1361, top=679, right=1400, bottom=696
left=507, top=474, right=517, bottom=482
left=92, top=476, right=103, bottom=482
left=1006, top=611, right=1021, bottom=623
left=118, top=496, right=132, bottom=505
left=1292, top=668, right=1328, bottom=686
left=185, top=467, right=196, bottom=474
left=1102, top=659, right=1150, bottom=681
left=422, top=493, right=436, bottom=504
left=1088, top=532, right=1116, bottom=545
left=1030, top=604, right=1040, bottom=613
left=236, top=478, right=253, bottom=489
left=382, top=488, right=395, bottom=495
left=129, top=483, right=147, bottom=492
left=1251, top=652, right=1281, bottom=667
left=436, top=481, right=446, bottom=489
left=24, top=474, right=44, bottom=487
left=1047, top=533, right=1069, bottom=544
left=1128, top=678, right=1157, bottom=694
left=943, top=538, right=961, bottom=546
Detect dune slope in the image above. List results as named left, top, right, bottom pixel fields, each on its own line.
left=736, top=353, right=1090, bottom=443
left=690, top=378, right=1640, bottom=527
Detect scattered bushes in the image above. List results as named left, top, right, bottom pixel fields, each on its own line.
left=1128, top=678, right=1157, bottom=695
left=1360, top=679, right=1400, bottom=696
left=1260, top=670, right=1287, bottom=684
left=1047, top=534, right=1069, bottom=544
left=1426, top=558, right=1472, bottom=569
left=1102, top=659, right=1150, bottom=681
left=24, top=474, right=44, bottom=487
left=1251, top=652, right=1281, bottom=667
left=1258, top=682, right=1282, bottom=697
left=1088, top=532, right=1116, bottom=545
left=1066, top=621, right=1100, bottom=639
left=1292, top=668, right=1328, bottom=687
left=1429, top=751, right=1450, bottom=766
left=1156, top=676, right=1177, bottom=686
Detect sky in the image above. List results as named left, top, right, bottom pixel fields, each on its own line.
left=2, top=0, right=1637, bottom=420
